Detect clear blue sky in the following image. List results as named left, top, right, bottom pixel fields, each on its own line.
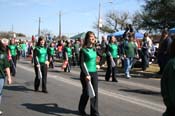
left=0, top=0, right=145, bottom=37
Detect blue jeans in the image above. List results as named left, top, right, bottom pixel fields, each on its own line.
left=0, top=78, right=5, bottom=104
left=124, top=57, right=134, bottom=76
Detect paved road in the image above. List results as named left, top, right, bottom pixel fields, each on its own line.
left=1, top=59, right=165, bottom=116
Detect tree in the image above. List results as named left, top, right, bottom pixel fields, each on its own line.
left=93, top=11, right=130, bottom=34
left=141, top=0, right=175, bottom=30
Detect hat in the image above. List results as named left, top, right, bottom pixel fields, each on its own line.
left=1, top=38, right=9, bottom=45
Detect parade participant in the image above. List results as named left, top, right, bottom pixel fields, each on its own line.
left=33, top=36, right=49, bottom=93
left=73, top=39, right=80, bottom=66
left=7, top=38, right=18, bottom=77
left=47, top=42, right=55, bottom=68
left=123, top=33, right=137, bottom=79
left=21, top=41, right=27, bottom=58
left=161, top=38, right=175, bottom=116
left=63, top=41, right=72, bottom=72
left=0, top=39, right=12, bottom=115
left=105, top=35, right=118, bottom=82
left=78, top=31, right=100, bottom=116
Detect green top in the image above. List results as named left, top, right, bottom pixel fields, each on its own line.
left=161, top=57, right=175, bottom=109
left=109, top=43, right=118, bottom=58
left=35, top=46, right=47, bottom=63
left=123, top=41, right=137, bottom=58
left=0, top=51, right=10, bottom=78
left=82, top=48, right=97, bottom=72
left=48, top=47, right=55, bottom=56
left=21, top=43, right=27, bottom=50
left=65, top=47, right=72, bottom=58
left=8, top=45, right=17, bottom=56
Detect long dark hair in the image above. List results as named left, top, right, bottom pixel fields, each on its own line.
left=36, top=36, right=46, bottom=47
left=0, top=40, right=6, bottom=52
left=83, top=31, right=96, bottom=48
left=9, top=38, right=15, bottom=45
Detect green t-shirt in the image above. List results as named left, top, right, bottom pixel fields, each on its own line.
left=109, top=43, right=118, bottom=58
left=82, top=48, right=97, bottom=72
left=8, top=45, right=17, bottom=56
left=124, top=41, right=137, bottom=58
left=21, top=43, right=27, bottom=50
left=0, top=52, right=10, bottom=78
left=65, top=47, right=72, bottom=58
left=48, top=47, right=55, bottom=56
left=35, top=46, right=47, bottom=63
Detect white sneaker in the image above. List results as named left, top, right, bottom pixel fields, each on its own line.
left=0, top=110, right=3, bottom=115
left=126, top=75, right=131, bottom=79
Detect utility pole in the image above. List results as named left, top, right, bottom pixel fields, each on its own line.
left=38, top=17, right=41, bottom=37
left=12, top=24, right=14, bottom=32
left=97, top=0, right=102, bottom=41
left=59, top=11, right=62, bottom=39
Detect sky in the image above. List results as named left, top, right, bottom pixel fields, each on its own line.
left=0, top=0, right=145, bottom=37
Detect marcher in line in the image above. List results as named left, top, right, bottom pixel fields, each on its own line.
left=33, top=36, right=49, bottom=93
left=78, top=31, right=100, bottom=116
left=0, top=39, right=12, bottom=115
left=47, top=42, right=55, bottom=68
left=63, top=41, right=72, bottom=72
left=105, top=35, right=118, bottom=82
left=7, top=38, right=18, bottom=77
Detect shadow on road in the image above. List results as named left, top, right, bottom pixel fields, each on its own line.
left=119, top=89, right=161, bottom=96
left=3, top=85, right=34, bottom=93
left=22, top=103, right=80, bottom=116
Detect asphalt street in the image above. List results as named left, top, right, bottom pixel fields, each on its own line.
left=1, top=59, right=164, bottom=116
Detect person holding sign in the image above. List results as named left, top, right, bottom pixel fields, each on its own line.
left=78, top=31, right=100, bottom=116
left=33, top=36, right=49, bottom=93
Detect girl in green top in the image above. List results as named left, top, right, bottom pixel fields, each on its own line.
left=33, top=36, right=49, bottom=93
left=63, top=41, right=72, bottom=72
left=105, top=35, right=118, bottom=82
left=47, top=42, right=55, bottom=68
left=78, top=31, right=100, bottom=116
left=8, top=38, right=18, bottom=77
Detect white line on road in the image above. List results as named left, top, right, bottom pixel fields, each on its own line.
left=17, top=64, right=165, bottom=113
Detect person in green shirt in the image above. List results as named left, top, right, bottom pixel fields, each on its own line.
left=78, top=31, right=100, bottom=116
left=105, top=35, right=118, bottom=82
left=7, top=38, right=18, bottom=77
left=63, top=41, right=72, bottom=72
left=123, top=34, right=137, bottom=79
left=0, top=39, right=12, bottom=115
left=33, top=36, right=49, bottom=93
left=161, top=38, right=175, bottom=116
left=47, top=42, right=55, bottom=68
left=21, top=41, right=27, bottom=58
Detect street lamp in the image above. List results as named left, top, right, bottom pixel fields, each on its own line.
left=97, top=0, right=113, bottom=41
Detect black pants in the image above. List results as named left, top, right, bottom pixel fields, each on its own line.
left=10, top=56, right=17, bottom=76
left=78, top=72, right=99, bottom=116
left=48, top=55, right=54, bottom=68
left=105, top=57, right=117, bottom=81
left=163, top=106, right=175, bottom=116
left=34, top=63, right=48, bottom=91
left=141, top=51, right=149, bottom=71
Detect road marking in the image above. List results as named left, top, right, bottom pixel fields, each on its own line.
left=17, top=64, right=165, bottom=113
